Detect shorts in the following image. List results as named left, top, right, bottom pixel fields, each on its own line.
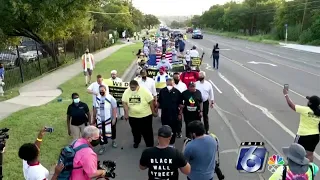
left=294, top=134, right=320, bottom=152
left=84, top=68, right=93, bottom=76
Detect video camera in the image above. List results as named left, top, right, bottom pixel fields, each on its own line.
left=0, top=128, right=9, bottom=151
left=98, top=160, right=116, bottom=179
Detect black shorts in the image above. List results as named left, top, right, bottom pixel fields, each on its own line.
left=294, top=134, right=320, bottom=152
left=84, top=68, right=93, bottom=76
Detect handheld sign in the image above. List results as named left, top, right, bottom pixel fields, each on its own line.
left=191, top=57, right=201, bottom=66
left=108, top=81, right=129, bottom=107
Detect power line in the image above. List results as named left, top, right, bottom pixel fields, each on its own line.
left=88, top=11, right=130, bottom=15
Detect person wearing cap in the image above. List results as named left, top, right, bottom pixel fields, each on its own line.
left=122, top=80, right=157, bottom=148
left=158, top=77, right=183, bottom=147
left=157, top=54, right=172, bottom=70
left=155, top=66, right=170, bottom=83
left=283, top=87, right=320, bottom=162
left=109, top=70, right=124, bottom=120
left=180, top=65, right=199, bottom=87
left=82, top=49, right=95, bottom=86
left=195, top=71, right=214, bottom=134
left=183, top=121, right=217, bottom=180
left=179, top=81, right=203, bottom=139
left=139, top=125, right=191, bottom=180
left=269, top=143, right=319, bottom=180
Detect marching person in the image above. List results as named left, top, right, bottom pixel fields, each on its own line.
left=67, top=93, right=90, bottom=140
left=136, top=69, right=157, bottom=105
left=109, top=70, right=124, bottom=120
left=93, top=85, right=118, bottom=154
left=180, top=65, right=199, bottom=87
left=139, top=125, right=191, bottom=180
left=87, top=75, right=109, bottom=111
left=157, top=54, right=172, bottom=70
left=82, top=49, right=95, bottom=86
left=190, top=45, right=199, bottom=58
left=183, top=121, right=217, bottom=180
left=283, top=88, right=320, bottom=162
left=158, top=77, right=182, bottom=147
left=184, top=50, right=191, bottom=66
left=195, top=71, right=214, bottom=134
left=0, top=63, right=4, bottom=96
left=179, top=82, right=203, bottom=139
left=122, top=80, right=157, bottom=148
left=210, top=43, right=220, bottom=70
left=155, top=66, right=170, bottom=83
left=173, top=72, right=187, bottom=138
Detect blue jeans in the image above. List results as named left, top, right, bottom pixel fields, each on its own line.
left=213, top=56, right=219, bottom=69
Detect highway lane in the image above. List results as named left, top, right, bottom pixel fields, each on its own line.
left=185, top=34, right=320, bottom=178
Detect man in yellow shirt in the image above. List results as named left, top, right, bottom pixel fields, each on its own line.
left=122, top=80, right=157, bottom=148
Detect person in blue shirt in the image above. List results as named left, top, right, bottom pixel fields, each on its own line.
left=178, top=38, right=185, bottom=53
left=0, top=63, right=4, bottom=80
left=184, top=121, right=217, bottom=180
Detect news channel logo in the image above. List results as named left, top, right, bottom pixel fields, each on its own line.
left=236, top=142, right=268, bottom=173
left=267, top=154, right=285, bottom=173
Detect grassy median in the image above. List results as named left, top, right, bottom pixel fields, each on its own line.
left=0, top=43, right=141, bottom=180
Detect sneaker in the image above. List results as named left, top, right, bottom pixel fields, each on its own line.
left=177, top=133, right=182, bottom=138
left=133, top=143, right=139, bottom=148
left=112, top=140, right=117, bottom=148
left=98, top=145, right=106, bottom=155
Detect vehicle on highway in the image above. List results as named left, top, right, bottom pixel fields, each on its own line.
left=172, top=30, right=183, bottom=38
left=186, top=27, right=193, bottom=33
left=192, top=30, right=203, bottom=39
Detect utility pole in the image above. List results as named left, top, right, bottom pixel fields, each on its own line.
left=301, top=0, right=308, bottom=32
left=250, top=0, right=258, bottom=35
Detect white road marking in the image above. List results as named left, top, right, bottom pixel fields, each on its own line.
left=220, top=149, right=238, bottom=154
left=209, top=80, right=222, bottom=93
left=247, top=61, right=277, bottom=67
left=217, top=71, right=320, bottom=161
left=220, top=54, right=306, bottom=99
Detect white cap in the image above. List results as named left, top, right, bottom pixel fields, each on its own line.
left=111, top=70, right=117, bottom=74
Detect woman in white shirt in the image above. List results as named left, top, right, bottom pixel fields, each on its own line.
left=19, top=128, right=63, bottom=180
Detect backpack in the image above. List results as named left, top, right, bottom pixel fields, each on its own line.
left=57, top=140, right=89, bottom=180
left=282, top=165, right=314, bottom=180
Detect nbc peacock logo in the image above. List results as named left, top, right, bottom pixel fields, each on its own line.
left=267, top=154, right=285, bottom=173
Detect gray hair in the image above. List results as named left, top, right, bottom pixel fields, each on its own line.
left=199, top=71, right=206, bottom=77
left=82, top=126, right=99, bottom=138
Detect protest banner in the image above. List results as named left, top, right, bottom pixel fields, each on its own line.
left=108, top=81, right=129, bottom=107
left=191, top=57, right=202, bottom=66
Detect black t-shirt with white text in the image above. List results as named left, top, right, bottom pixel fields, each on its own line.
left=181, top=90, right=202, bottom=120
left=140, top=147, right=187, bottom=180
left=212, top=47, right=220, bottom=56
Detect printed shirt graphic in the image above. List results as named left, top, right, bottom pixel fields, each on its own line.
left=140, top=147, right=188, bottom=180
left=122, top=87, right=153, bottom=118
left=86, top=56, right=92, bottom=69
left=295, top=105, right=320, bottom=136
left=269, top=163, right=319, bottom=180
left=187, top=96, right=197, bottom=112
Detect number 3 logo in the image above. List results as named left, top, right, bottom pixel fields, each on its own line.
left=240, top=146, right=262, bottom=173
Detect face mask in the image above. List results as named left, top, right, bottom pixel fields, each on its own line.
left=142, top=76, right=147, bottom=80
left=85, top=52, right=89, bottom=54
left=161, top=59, right=166, bottom=63
left=199, top=77, right=204, bottom=81
left=100, top=91, right=105, bottom=96
left=73, top=98, right=80, bottom=104
left=174, top=79, right=179, bottom=84
left=167, top=86, right=173, bottom=91
left=90, top=139, right=100, bottom=147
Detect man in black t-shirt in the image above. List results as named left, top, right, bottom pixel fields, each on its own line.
left=179, top=82, right=203, bottom=139
left=67, top=93, right=90, bottom=140
left=139, top=125, right=191, bottom=180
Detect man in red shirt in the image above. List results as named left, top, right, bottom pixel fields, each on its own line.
left=180, top=66, right=199, bottom=86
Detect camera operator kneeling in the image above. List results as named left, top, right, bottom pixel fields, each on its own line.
left=18, top=127, right=64, bottom=180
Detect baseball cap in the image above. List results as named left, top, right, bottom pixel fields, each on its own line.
left=306, top=95, right=320, bottom=106
left=158, top=125, right=173, bottom=138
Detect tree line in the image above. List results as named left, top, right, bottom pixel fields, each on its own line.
left=187, top=0, right=320, bottom=45
left=0, top=0, right=160, bottom=58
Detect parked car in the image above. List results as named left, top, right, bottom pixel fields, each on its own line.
left=0, top=51, right=16, bottom=68
left=192, top=30, right=203, bottom=39
left=186, top=27, right=194, bottom=33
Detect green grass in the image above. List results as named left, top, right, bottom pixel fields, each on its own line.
left=0, top=43, right=141, bottom=180
left=204, top=29, right=281, bottom=45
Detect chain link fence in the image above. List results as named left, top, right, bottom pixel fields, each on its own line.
left=0, top=30, right=118, bottom=91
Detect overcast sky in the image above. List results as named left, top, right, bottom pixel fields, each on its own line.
left=132, top=0, right=232, bottom=16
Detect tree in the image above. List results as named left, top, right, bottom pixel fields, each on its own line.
left=170, top=21, right=181, bottom=29
left=144, top=14, right=160, bottom=29
left=0, top=0, right=99, bottom=60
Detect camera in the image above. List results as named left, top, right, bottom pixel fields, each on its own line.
left=98, top=160, right=116, bottom=178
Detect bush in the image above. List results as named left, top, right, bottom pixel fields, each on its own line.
left=299, top=29, right=314, bottom=44
left=287, top=24, right=301, bottom=41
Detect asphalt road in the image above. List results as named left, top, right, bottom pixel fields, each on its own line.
left=98, top=34, right=320, bottom=180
